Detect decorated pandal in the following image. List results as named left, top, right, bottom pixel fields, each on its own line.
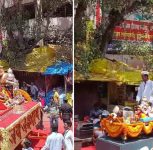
left=0, top=66, right=41, bottom=150
left=101, top=98, right=153, bottom=141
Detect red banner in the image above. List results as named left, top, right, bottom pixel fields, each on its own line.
left=96, top=0, right=102, bottom=27
left=113, top=20, right=153, bottom=42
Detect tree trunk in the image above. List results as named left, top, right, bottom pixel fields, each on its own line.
left=98, top=0, right=149, bottom=55
left=74, top=1, right=88, bottom=43
left=99, top=9, right=124, bottom=55
left=35, top=0, right=43, bottom=41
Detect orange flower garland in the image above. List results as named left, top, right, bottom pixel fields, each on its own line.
left=101, top=117, right=151, bottom=139
left=18, top=89, right=32, bottom=102
left=125, top=123, right=144, bottom=138
left=143, top=122, right=153, bottom=135
left=102, top=119, right=124, bottom=138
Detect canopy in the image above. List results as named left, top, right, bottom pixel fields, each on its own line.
left=25, top=45, right=56, bottom=72
left=0, top=45, right=57, bottom=72
left=44, top=61, right=73, bottom=76
left=75, top=58, right=147, bottom=85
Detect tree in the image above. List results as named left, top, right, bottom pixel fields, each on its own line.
left=75, top=0, right=153, bottom=74
left=0, top=0, right=72, bottom=67
left=121, top=42, right=153, bottom=70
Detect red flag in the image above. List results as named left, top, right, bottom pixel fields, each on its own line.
left=96, top=0, right=102, bottom=27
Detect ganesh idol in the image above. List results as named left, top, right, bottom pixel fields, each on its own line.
left=0, top=67, right=17, bottom=103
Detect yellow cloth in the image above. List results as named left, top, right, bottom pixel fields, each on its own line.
left=54, top=91, right=59, bottom=103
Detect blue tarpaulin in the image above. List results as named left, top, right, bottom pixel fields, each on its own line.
left=43, top=61, right=72, bottom=105
left=43, top=61, right=73, bottom=76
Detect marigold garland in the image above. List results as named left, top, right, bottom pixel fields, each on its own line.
left=18, top=89, right=32, bottom=102
left=101, top=117, right=153, bottom=139
left=143, top=122, right=153, bottom=135
left=125, top=123, right=143, bottom=138
left=102, top=119, right=124, bottom=138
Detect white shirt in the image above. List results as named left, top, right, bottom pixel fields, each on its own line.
left=64, top=130, right=73, bottom=150
left=22, top=148, right=33, bottom=150
left=41, top=132, right=64, bottom=150
left=136, top=80, right=153, bottom=103
left=38, top=91, right=45, bottom=97
left=31, top=85, right=38, bottom=95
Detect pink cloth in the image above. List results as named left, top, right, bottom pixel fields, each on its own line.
left=0, top=101, right=38, bottom=128
left=41, top=98, right=45, bottom=107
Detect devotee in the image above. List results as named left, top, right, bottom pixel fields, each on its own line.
left=38, top=88, right=45, bottom=107
left=136, top=71, right=153, bottom=105
left=21, top=82, right=28, bottom=92
left=41, top=123, right=64, bottom=150
left=53, top=88, right=60, bottom=106
left=21, top=138, right=33, bottom=150
left=93, top=112, right=107, bottom=144
left=63, top=120, right=73, bottom=150
left=38, top=88, right=45, bottom=98
left=26, top=82, right=39, bottom=100
left=90, top=103, right=103, bottom=121
left=49, top=103, right=59, bottom=129
left=60, top=98, right=72, bottom=123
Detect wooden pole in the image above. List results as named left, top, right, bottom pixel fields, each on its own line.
left=64, top=75, right=67, bottom=95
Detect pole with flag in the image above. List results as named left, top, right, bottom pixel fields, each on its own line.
left=95, top=0, right=102, bottom=28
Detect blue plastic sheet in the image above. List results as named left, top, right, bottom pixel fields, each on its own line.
left=43, top=61, right=72, bottom=76
left=45, top=90, right=54, bottom=105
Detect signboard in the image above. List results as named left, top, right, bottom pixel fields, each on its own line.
left=113, top=20, right=153, bottom=42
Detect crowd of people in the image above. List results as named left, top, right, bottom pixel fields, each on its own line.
left=42, top=120, right=73, bottom=150
left=21, top=120, right=73, bottom=150
left=19, top=83, right=73, bottom=150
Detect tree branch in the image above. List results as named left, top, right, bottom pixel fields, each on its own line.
left=98, top=0, right=153, bottom=55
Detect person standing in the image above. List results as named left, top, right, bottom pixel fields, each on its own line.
left=49, top=103, right=59, bottom=129
left=38, top=88, right=45, bottom=98
left=21, top=82, right=28, bottom=92
left=38, top=88, right=45, bottom=107
left=60, top=98, right=72, bottom=123
left=41, top=123, right=64, bottom=150
left=63, top=121, right=73, bottom=150
left=53, top=88, right=60, bottom=106
left=136, top=71, right=153, bottom=105
left=27, top=82, right=39, bottom=101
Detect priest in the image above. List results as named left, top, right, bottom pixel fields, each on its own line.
left=136, top=71, right=153, bottom=105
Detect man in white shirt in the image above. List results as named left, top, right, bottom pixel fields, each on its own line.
left=63, top=121, right=73, bottom=150
left=136, top=71, right=153, bottom=105
left=41, top=124, right=64, bottom=150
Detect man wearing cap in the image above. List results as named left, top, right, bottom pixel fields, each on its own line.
left=136, top=71, right=153, bottom=105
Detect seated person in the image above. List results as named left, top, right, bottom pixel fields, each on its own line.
left=93, top=111, right=109, bottom=144
left=90, top=103, right=103, bottom=122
